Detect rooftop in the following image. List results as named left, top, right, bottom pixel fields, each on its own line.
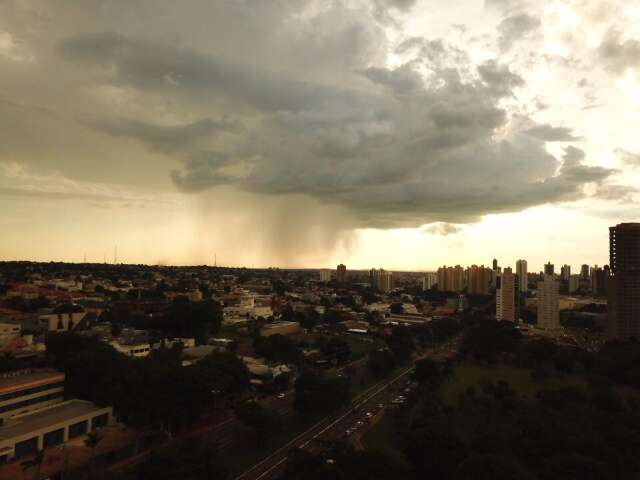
left=0, top=400, right=106, bottom=441
left=0, top=369, right=64, bottom=394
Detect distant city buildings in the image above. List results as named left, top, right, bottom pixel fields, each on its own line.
left=336, top=264, right=347, bottom=283
left=437, top=265, right=465, bottom=292
left=319, top=269, right=331, bottom=283
left=467, top=265, right=492, bottom=295
left=422, top=273, right=438, bottom=291
left=561, top=264, right=571, bottom=283
left=607, top=223, right=640, bottom=340
left=544, top=262, right=555, bottom=276
left=516, top=259, right=527, bottom=294
left=0, top=369, right=113, bottom=462
left=496, top=267, right=517, bottom=322
left=370, top=269, right=394, bottom=293
left=537, top=274, right=559, bottom=330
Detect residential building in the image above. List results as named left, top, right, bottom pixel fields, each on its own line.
left=319, top=269, right=331, bottom=283
left=569, top=274, right=580, bottom=293
left=537, top=274, right=559, bottom=330
left=496, top=268, right=516, bottom=322
left=492, top=259, right=498, bottom=270
left=370, top=269, right=394, bottom=293
left=544, top=262, right=555, bottom=276
left=580, top=264, right=590, bottom=279
left=467, top=265, right=491, bottom=295
left=0, top=320, right=21, bottom=347
left=38, top=312, right=86, bottom=333
left=561, top=264, right=571, bottom=283
left=0, top=370, right=65, bottom=422
left=336, top=264, right=347, bottom=283
left=607, top=223, right=640, bottom=340
left=0, top=370, right=112, bottom=462
left=437, top=265, right=465, bottom=292
left=260, top=321, right=301, bottom=337
left=516, top=259, right=528, bottom=294
left=422, top=273, right=438, bottom=291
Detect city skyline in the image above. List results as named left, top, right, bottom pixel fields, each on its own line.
left=1, top=1, right=638, bottom=269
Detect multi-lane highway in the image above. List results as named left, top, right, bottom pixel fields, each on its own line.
left=234, top=363, right=418, bottom=480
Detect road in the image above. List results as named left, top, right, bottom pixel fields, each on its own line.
left=234, top=337, right=463, bottom=480
left=234, top=363, right=417, bottom=480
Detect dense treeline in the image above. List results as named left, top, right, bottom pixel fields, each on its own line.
left=284, top=321, right=640, bottom=479
left=46, top=332, right=249, bottom=430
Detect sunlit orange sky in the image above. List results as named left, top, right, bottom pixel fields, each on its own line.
left=1, top=0, right=639, bottom=272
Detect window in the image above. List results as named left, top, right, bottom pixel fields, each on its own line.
left=43, top=428, right=64, bottom=448
left=0, top=381, right=65, bottom=403
left=0, top=391, right=64, bottom=414
left=91, top=413, right=109, bottom=430
left=68, top=420, right=88, bottom=439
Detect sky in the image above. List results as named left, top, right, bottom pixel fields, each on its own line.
left=0, top=0, right=639, bottom=272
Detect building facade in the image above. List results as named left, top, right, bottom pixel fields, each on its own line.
left=319, top=269, right=331, bottom=283
left=537, top=274, right=559, bottom=330
left=496, top=267, right=517, bottom=322
left=607, top=223, right=640, bottom=339
left=467, top=265, right=492, bottom=295
left=336, top=264, right=347, bottom=283
left=516, top=259, right=528, bottom=294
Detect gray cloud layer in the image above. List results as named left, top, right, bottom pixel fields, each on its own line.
left=56, top=21, right=612, bottom=228
left=0, top=0, right=630, bottom=236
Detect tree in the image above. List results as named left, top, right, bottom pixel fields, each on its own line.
left=456, top=454, right=534, bottom=480
left=414, top=357, right=452, bottom=386
left=403, top=427, right=467, bottom=479
left=386, top=327, right=415, bottom=363
left=367, top=349, right=396, bottom=377
left=390, top=303, right=404, bottom=315
left=21, top=450, right=44, bottom=480
left=84, top=431, right=103, bottom=478
left=294, top=371, right=351, bottom=415
left=540, top=454, right=610, bottom=480
left=235, top=401, right=282, bottom=446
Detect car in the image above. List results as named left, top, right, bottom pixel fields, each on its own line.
left=344, top=429, right=352, bottom=437
left=377, top=403, right=384, bottom=409
left=365, top=412, right=373, bottom=418
left=277, top=393, right=286, bottom=399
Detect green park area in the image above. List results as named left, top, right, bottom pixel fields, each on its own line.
left=441, top=362, right=586, bottom=404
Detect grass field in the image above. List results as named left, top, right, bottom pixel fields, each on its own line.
left=441, top=362, right=587, bottom=404
left=342, top=334, right=385, bottom=361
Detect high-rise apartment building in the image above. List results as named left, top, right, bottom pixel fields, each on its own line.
left=319, top=269, right=331, bottom=283
left=607, top=223, right=640, bottom=339
left=422, top=273, right=438, bottom=291
left=336, top=264, right=347, bottom=283
left=569, top=274, right=580, bottom=293
left=561, top=264, right=571, bottom=282
left=437, top=265, right=465, bottom=292
left=492, top=258, right=498, bottom=270
left=496, top=267, right=517, bottom=322
left=467, top=265, right=492, bottom=295
left=537, top=274, right=559, bottom=329
left=370, top=268, right=394, bottom=292
left=516, top=259, right=528, bottom=293
left=544, top=262, right=555, bottom=276
left=580, top=264, right=590, bottom=279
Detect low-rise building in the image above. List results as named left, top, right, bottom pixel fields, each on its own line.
left=260, top=321, right=301, bottom=337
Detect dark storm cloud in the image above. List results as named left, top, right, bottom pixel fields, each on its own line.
left=616, top=148, right=640, bottom=167
left=497, top=13, right=541, bottom=51
left=0, top=0, right=618, bottom=231
left=85, top=117, right=243, bottom=154
left=358, top=65, right=424, bottom=94
left=524, top=124, right=581, bottom=142
left=477, top=60, right=525, bottom=96
left=59, top=31, right=372, bottom=113
left=593, top=184, right=638, bottom=202
left=598, top=29, right=640, bottom=73
left=422, top=223, right=463, bottom=236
